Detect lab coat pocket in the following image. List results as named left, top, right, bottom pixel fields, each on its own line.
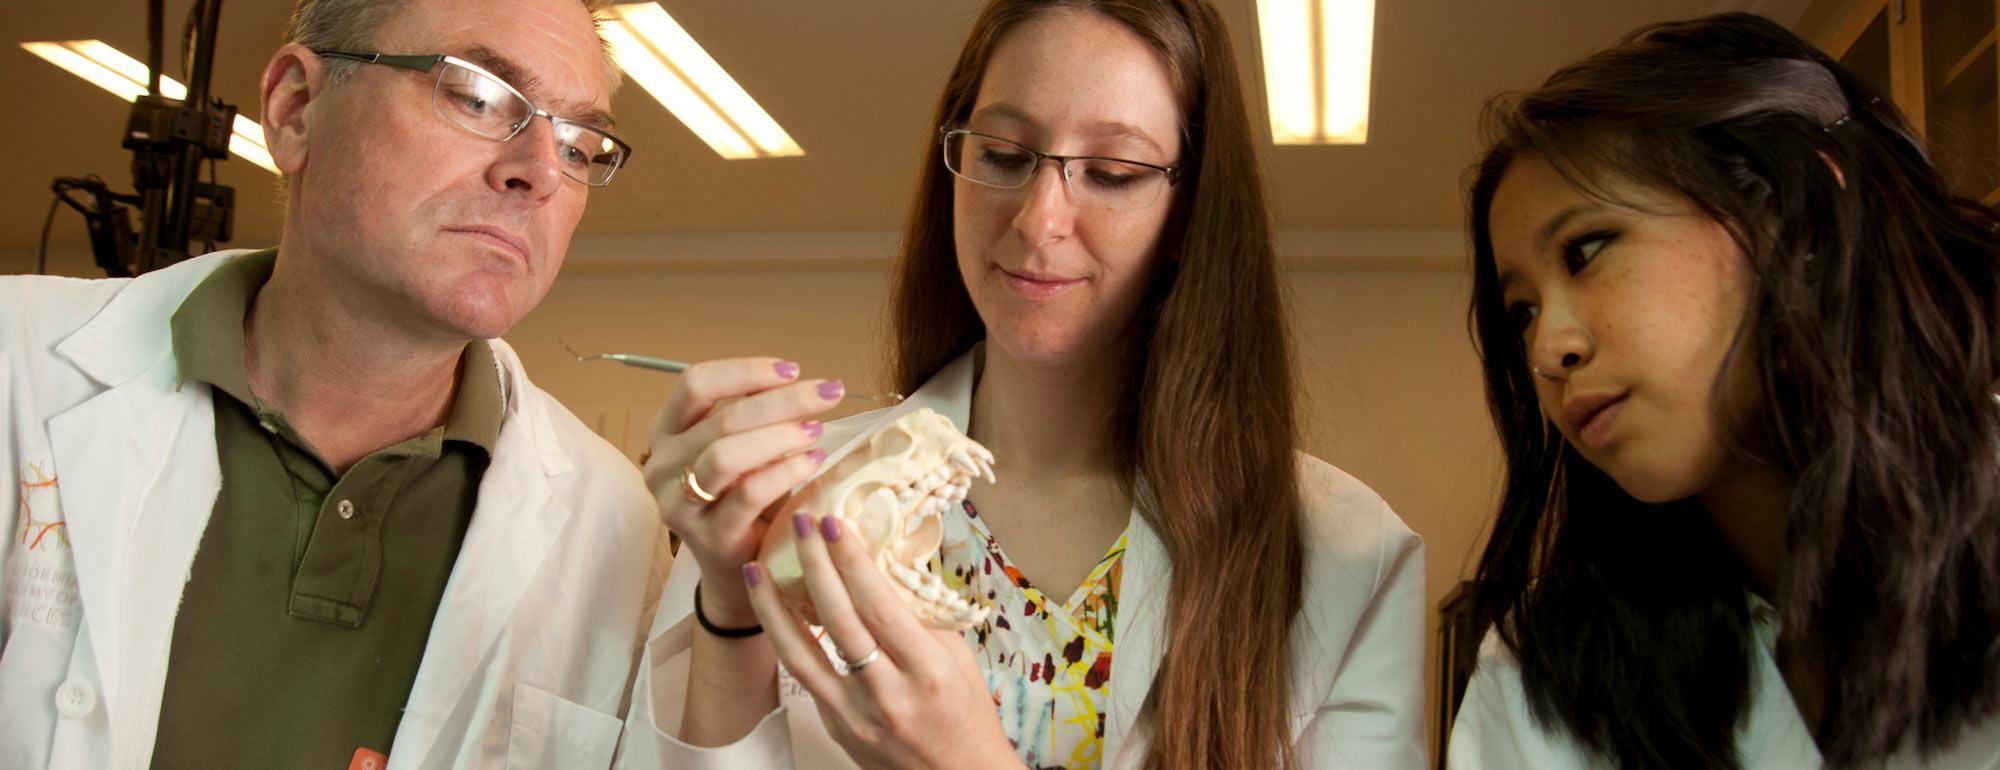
left=505, top=683, right=621, bottom=770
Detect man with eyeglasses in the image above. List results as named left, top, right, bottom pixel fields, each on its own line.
left=0, top=0, right=666, bottom=767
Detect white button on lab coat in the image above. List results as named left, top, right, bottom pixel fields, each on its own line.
left=0, top=251, right=672, bottom=770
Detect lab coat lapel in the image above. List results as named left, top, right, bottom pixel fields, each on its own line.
left=45, top=256, right=230, bottom=766
left=861, top=349, right=1178, bottom=767
left=391, top=342, right=567, bottom=767
left=1102, top=506, right=1170, bottom=768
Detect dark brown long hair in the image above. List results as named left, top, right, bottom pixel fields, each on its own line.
left=889, top=1, right=1306, bottom=767
left=1465, top=13, right=2000, bottom=769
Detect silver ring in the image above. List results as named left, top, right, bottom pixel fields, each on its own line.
left=841, top=647, right=881, bottom=674
left=1530, top=366, right=1563, bottom=382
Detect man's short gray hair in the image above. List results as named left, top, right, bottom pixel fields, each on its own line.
left=285, top=0, right=621, bottom=90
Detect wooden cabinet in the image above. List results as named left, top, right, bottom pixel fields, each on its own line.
left=1815, top=0, right=2000, bottom=203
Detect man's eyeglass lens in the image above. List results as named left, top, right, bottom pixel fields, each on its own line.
left=434, top=62, right=625, bottom=187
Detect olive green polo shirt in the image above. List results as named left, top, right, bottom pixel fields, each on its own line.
left=150, top=250, right=505, bottom=767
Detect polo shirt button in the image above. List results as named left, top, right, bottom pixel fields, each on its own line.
left=257, top=419, right=278, bottom=434
left=337, top=499, right=355, bottom=519
left=55, top=680, right=96, bottom=718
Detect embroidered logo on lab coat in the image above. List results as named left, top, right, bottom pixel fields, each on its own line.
left=7, top=460, right=79, bottom=629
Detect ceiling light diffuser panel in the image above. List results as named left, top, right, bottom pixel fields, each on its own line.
left=1256, top=0, right=1375, bottom=145
left=607, top=2, right=804, bottom=159
left=21, top=40, right=279, bottom=172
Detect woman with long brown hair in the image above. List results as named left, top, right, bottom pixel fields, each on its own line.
left=1449, top=13, right=2000, bottom=770
left=616, top=1, right=1425, bottom=768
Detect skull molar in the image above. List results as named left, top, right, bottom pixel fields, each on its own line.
left=758, top=408, right=996, bottom=630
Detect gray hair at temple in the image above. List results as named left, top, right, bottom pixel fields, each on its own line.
left=284, top=0, right=622, bottom=90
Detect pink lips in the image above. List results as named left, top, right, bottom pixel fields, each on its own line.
left=1562, top=392, right=1627, bottom=449
left=448, top=225, right=530, bottom=265
left=1000, top=267, right=1083, bottom=299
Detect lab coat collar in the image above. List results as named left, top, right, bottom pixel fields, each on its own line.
left=383, top=340, right=576, bottom=766
left=55, top=251, right=258, bottom=389
left=832, top=346, right=1175, bottom=766
left=46, top=252, right=245, bottom=764
left=878, top=347, right=1327, bottom=768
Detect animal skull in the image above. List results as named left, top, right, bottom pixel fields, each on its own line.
left=759, top=408, right=996, bottom=630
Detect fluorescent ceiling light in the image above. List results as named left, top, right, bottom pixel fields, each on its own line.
left=606, top=2, right=803, bottom=159
left=1256, top=0, right=1375, bottom=145
left=21, top=40, right=279, bottom=172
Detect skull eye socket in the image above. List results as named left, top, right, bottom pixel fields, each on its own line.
left=876, top=426, right=915, bottom=457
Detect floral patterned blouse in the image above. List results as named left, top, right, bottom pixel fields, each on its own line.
left=932, top=499, right=1130, bottom=770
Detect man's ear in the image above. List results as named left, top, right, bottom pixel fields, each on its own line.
left=261, top=43, right=324, bottom=177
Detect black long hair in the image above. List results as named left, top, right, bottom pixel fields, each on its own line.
left=1465, top=13, right=2000, bottom=768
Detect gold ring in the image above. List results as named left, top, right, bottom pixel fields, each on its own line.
left=680, top=465, right=719, bottom=504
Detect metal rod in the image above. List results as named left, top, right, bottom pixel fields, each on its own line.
left=158, top=0, right=222, bottom=268
left=147, top=0, right=163, bottom=97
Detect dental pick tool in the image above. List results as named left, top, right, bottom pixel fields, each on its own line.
left=561, top=341, right=904, bottom=403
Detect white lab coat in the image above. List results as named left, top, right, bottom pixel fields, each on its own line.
left=616, top=350, right=1429, bottom=769
left=1447, top=596, right=2000, bottom=770
left=0, top=251, right=672, bottom=770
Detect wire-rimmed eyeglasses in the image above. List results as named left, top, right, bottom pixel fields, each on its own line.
left=314, top=50, right=633, bottom=187
left=940, top=127, right=1183, bottom=212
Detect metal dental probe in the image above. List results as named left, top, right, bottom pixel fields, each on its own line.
left=560, top=341, right=905, bottom=403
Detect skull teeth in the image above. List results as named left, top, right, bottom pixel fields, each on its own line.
left=886, top=560, right=986, bottom=624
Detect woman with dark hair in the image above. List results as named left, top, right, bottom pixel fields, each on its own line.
left=617, top=1, right=1425, bottom=768
left=1449, top=12, right=2000, bottom=770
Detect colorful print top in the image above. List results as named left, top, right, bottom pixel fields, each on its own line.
left=933, top=499, right=1130, bottom=770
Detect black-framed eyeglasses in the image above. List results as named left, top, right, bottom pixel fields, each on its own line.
left=314, top=51, right=633, bottom=187
left=940, top=127, right=1183, bottom=212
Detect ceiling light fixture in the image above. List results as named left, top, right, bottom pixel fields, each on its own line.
left=605, top=2, right=803, bottom=159
left=21, top=39, right=279, bottom=172
left=1255, top=0, right=1375, bottom=145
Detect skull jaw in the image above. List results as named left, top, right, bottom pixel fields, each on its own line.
left=758, top=509, right=989, bottom=632
left=753, top=408, right=995, bottom=631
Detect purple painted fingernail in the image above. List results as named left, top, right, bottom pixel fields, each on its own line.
left=807, top=448, right=827, bottom=465
left=817, top=379, right=845, bottom=401
left=743, top=562, right=761, bottom=587
left=820, top=516, right=843, bottom=543
left=793, top=512, right=814, bottom=539
left=803, top=420, right=823, bottom=438
left=775, top=361, right=800, bottom=380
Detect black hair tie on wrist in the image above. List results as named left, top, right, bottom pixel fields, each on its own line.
left=693, top=581, right=764, bottom=639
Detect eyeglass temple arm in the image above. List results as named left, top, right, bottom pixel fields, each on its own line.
left=313, top=50, right=446, bottom=74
